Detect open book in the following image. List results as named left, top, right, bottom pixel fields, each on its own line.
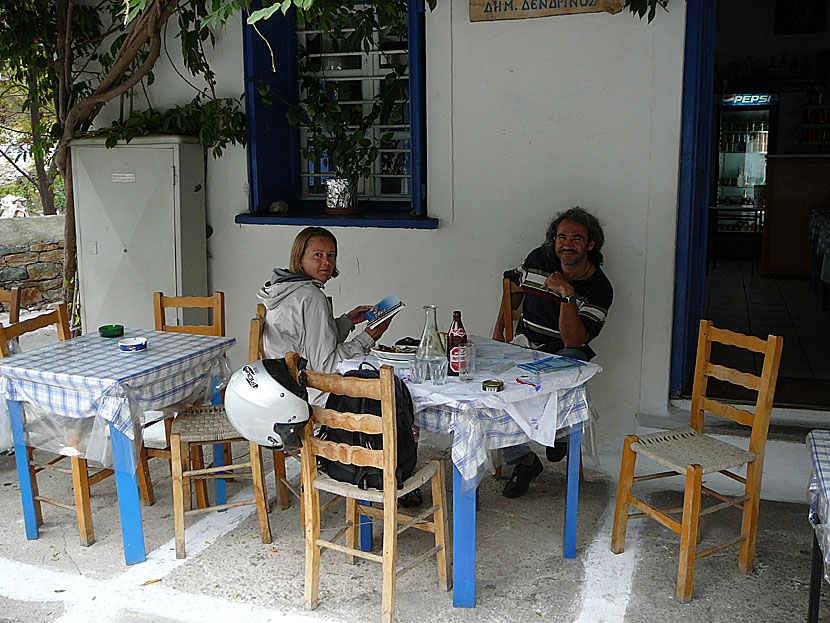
left=365, top=294, right=405, bottom=329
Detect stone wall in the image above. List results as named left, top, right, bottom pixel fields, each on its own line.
left=0, top=215, right=64, bottom=309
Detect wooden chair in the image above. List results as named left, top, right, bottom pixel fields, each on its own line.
left=611, top=319, right=783, bottom=602
left=0, top=286, right=21, bottom=325
left=0, top=304, right=151, bottom=545
left=138, top=291, right=227, bottom=507
left=286, top=351, right=450, bottom=623
left=500, top=276, right=524, bottom=343
left=248, top=303, right=297, bottom=510
left=169, top=402, right=272, bottom=558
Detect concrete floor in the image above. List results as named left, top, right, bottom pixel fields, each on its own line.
left=0, top=444, right=822, bottom=623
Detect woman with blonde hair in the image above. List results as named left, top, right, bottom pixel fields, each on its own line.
left=257, top=227, right=393, bottom=405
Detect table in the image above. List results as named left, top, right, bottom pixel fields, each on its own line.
left=0, top=327, right=234, bottom=565
left=807, top=430, right=830, bottom=622
left=343, top=337, right=600, bottom=608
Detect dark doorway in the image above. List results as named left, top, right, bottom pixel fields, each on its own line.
left=705, top=0, right=830, bottom=408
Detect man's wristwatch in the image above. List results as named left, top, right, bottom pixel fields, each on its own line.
left=563, top=294, right=579, bottom=306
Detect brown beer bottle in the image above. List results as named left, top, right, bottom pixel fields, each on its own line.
left=446, top=310, right=467, bottom=376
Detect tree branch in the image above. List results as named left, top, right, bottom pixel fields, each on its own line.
left=0, top=147, right=37, bottom=186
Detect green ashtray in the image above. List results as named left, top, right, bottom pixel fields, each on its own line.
left=98, top=324, right=124, bottom=338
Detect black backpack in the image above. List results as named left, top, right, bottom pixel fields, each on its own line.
left=320, top=364, right=418, bottom=490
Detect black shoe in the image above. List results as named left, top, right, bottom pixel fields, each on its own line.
left=502, top=455, right=543, bottom=498
left=546, top=440, right=568, bottom=462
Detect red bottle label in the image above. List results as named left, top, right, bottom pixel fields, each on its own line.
left=449, top=346, right=462, bottom=372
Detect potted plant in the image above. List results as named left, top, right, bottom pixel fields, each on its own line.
left=285, top=0, right=408, bottom=215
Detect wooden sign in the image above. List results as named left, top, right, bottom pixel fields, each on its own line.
left=470, top=0, right=622, bottom=22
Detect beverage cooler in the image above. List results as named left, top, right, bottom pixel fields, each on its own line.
left=710, top=93, right=779, bottom=267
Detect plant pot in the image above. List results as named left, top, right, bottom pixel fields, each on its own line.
left=325, top=178, right=361, bottom=216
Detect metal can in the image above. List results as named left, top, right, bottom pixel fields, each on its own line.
left=482, top=379, right=504, bottom=392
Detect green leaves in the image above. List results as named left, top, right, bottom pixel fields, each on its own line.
left=624, top=0, right=671, bottom=22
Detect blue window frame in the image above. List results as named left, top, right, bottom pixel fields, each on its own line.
left=237, top=0, right=436, bottom=229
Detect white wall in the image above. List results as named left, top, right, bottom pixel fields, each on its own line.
left=133, top=1, right=688, bottom=455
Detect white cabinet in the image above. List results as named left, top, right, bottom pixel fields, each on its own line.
left=71, top=136, right=207, bottom=332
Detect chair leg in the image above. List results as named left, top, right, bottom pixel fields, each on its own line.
left=381, top=485, right=399, bottom=623
left=136, top=446, right=155, bottom=506
left=611, top=435, right=638, bottom=554
left=171, top=435, right=188, bottom=559
left=677, top=464, right=703, bottom=603
left=301, top=447, right=321, bottom=611
left=70, top=457, right=94, bottom=547
left=273, top=449, right=291, bottom=510
left=739, top=460, right=762, bottom=573
left=26, top=447, right=43, bottom=527
left=191, top=445, right=209, bottom=509
left=346, top=497, right=359, bottom=564
left=431, top=459, right=451, bottom=591
left=250, top=443, right=272, bottom=544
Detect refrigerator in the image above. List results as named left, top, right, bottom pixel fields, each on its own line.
left=715, top=94, right=779, bottom=208
left=710, top=93, right=779, bottom=265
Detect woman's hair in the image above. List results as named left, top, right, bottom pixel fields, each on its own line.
left=542, top=206, right=605, bottom=267
left=289, top=227, right=340, bottom=278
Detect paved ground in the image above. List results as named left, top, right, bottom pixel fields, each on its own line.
left=0, top=312, right=823, bottom=622
left=0, top=444, right=823, bottom=623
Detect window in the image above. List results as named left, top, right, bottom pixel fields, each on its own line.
left=238, top=0, right=435, bottom=228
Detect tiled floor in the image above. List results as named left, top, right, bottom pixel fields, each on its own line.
left=705, top=259, right=830, bottom=384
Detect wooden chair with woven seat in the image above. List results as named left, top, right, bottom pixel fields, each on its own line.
left=248, top=303, right=297, bottom=510
left=169, top=401, right=272, bottom=558
left=138, top=291, right=228, bottom=507
left=0, top=304, right=152, bottom=546
left=286, top=351, right=450, bottom=623
left=611, top=319, right=784, bottom=602
left=0, top=286, right=21, bottom=325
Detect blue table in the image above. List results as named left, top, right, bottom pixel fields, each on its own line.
left=0, top=328, right=234, bottom=565
left=346, top=337, right=599, bottom=608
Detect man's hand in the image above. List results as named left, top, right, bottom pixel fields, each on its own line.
left=543, top=272, right=575, bottom=299
left=346, top=305, right=372, bottom=325
left=365, top=315, right=393, bottom=341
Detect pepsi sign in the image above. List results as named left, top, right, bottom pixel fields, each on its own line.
left=721, top=93, right=778, bottom=106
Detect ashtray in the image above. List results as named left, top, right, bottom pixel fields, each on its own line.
left=118, top=337, right=148, bottom=352
left=98, top=324, right=124, bottom=338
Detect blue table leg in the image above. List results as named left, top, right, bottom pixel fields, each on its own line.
left=109, top=422, right=146, bottom=565
left=211, top=381, right=227, bottom=506
left=359, top=500, right=372, bottom=551
left=563, top=424, right=582, bottom=559
left=8, top=400, right=38, bottom=540
left=453, top=464, right=476, bottom=608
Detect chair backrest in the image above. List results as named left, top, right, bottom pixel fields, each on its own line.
left=0, top=287, right=21, bottom=325
left=285, top=351, right=399, bottom=491
left=153, top=292, right=225, bottom=337
left=689, top=319, right=783, bottom=456
left=0, top=303, right=71, bottom=357
left=248, top=303, right=266, bottom=363
left=501, top=277, right=524, bottom=342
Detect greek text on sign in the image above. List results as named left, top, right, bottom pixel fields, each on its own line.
left=470, top=0, right=622, bottom=22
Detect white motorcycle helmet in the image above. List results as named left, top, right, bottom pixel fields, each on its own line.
left=225, top=358, right=311, bottom=450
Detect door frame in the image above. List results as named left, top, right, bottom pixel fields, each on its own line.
left=670, top=0, right=717, bottom=395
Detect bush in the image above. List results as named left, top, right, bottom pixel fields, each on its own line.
left=0, top=178, right=40, bottom=215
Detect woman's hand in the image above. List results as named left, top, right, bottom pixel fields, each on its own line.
left=346, top=305, right=372, bottom=325
left=365, top=316, right=393, bottom=341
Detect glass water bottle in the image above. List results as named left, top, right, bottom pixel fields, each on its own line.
left=415, top=305, right=447, bottom=383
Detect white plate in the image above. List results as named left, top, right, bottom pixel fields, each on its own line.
left=370, top=348, right=416, bottom=363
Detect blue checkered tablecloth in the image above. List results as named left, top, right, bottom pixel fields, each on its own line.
left=807, top=430, right=830, bottom=577
left=417, top=384, right=590, bottom=486
left=343, top=337, right=596, bottom=488
left=0, top=328, right=234, bottom=439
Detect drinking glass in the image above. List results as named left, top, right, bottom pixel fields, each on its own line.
left=458, top=343, right=476, bottom=382
left=428, top=358, right=448, bottom=385
left=411, top=357, right=428, bottom=383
